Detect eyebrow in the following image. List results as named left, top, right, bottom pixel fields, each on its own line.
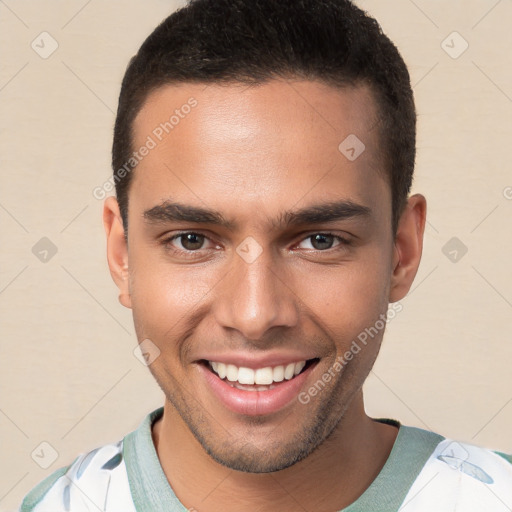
left=143, top=199, right=372, bottom=230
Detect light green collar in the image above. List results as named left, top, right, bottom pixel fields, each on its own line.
left=123, top=407, right=444, bottom=512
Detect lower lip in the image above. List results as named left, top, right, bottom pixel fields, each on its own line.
left=198, top=362, right=317, bottom=416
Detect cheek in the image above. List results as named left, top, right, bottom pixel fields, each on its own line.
left=297, top=252, right=391, bottom=345
left=128, top=250, right=215, bottom=341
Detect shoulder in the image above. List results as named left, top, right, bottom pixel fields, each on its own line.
left=428, top=436, right=512, bottom=482
left=19, top=440, right=136, bottom=512
left=401, top=433, right=512, bottom=511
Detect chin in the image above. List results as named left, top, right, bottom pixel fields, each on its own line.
left=202, top=441, right=311, bottom=473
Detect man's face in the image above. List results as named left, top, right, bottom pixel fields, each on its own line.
left=117, top=79, right=398, bottom=472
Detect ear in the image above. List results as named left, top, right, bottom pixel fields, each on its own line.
left=103, top=196, right=132, bottom=309
left=389, top=194, right=427, bottom=302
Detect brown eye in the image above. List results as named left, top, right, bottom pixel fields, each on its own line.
left=309, top=234, right=335, bottom=250
left=161, top=231, right=220, bottom=260
left=295, top=232, right=353, bottom=254
left=298, top=233, right=340, bottom=251
left=177, top=233, right=205, bottom=250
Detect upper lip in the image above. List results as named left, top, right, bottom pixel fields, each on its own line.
left=197, top=352, right=319, bottom=369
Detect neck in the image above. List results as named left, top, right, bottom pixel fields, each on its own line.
left=152, top=392, right=398, bottom=512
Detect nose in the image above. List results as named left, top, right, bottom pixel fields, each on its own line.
left=213, top=244, right=299, bottom=341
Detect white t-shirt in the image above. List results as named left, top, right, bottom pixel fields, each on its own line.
left=18, top=407, right=512, bottom=512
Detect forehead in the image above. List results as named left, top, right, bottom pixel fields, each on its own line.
left=129, top=79, right=389, bottom=229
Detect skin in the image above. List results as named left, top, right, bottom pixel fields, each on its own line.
left=103, top=79, right=426, bottom=511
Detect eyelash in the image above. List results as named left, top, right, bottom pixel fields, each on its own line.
left=161, top=231, right=353, bottom=259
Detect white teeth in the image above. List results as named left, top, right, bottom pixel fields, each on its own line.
left=254, top=367, right=273, bottom=385
left=238, top=367, right=255, bottom=385
left=284, top=363, right=295, bottom=380
left=217, top=362, right=227, bottom=379
left=226, top=364, right=238, bottom=382
left=232, top=382, right=274, bottom=392
left=208, top=359, right=310, bottom=386
left=272, top=365, right=285, bottom=382
left=294, top=361, right=306, bottom=375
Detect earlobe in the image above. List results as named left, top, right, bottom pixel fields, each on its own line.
left=389, top=194, right=427, bottom=303
left=103, top=196, right=132, bottom=309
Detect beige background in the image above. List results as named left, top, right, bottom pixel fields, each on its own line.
left=1, top=0, right=511, bottom=509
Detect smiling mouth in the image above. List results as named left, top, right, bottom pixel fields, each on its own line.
left=200, top=358, right=319, bottom=391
